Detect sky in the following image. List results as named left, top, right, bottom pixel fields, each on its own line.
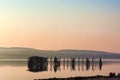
left=0, top=0, right=120, bottom=53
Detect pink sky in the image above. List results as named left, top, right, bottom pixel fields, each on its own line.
left=0, top=0, right=120, bottom=53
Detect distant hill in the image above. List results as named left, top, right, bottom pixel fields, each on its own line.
left=0, top=47, right=120, bottom=59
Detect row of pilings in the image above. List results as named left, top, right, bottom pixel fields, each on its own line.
left=47, top=57, right=102, bottom=72
left=27, top=56, right=102, bottom=72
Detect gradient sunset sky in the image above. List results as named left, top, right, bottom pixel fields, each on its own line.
left=0, top=0, right=120, bottom=53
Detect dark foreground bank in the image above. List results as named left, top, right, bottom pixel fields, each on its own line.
left=34, top=77, right=120, bottom=80
left=34, top=75, right=120, bottom=80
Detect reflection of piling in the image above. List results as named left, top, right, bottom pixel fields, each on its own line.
left=81, top=57, right=84, bottom=71
left=50, top=57, right=52, bottom=71
left=78, top=57, right=80, bottom=71
left=53, top=56, right=60, bottom=72
left=59, top=56, right=61, bottom=71
left=63, top=58, right=65, bottom=70
left=70, top=58, right=72, bottom=71
left=67, top=58, right=69, bottom=70
left=99, top=58, right=102, bottom=70
left=86, top=58, right=90, bottom=70
left=91, top=57, right=95, bottom=71
left=94, top=58, right=97, bottom=70
left=71, top=58, right=76, bottom=70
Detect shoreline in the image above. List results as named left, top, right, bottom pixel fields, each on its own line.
left=34, top=75, right=120, bottom=80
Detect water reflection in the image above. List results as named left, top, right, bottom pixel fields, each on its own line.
left=27, top=56, right=103, bottom=73
left=0, top=58, right=120, bottom=80
left=71, top=58, right=76, bottom=70
left=53, top=56, right=60, bottom=72
left=0, top=59, right=26, bottom=66
left=99, top=58, right=102, bottom=70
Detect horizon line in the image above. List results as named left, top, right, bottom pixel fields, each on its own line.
left=0, top=46, right=120, bottom=54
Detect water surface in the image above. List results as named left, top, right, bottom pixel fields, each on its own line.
left=0, top=59, right=120, bottom=80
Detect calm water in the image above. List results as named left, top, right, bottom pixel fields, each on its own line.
left=0, top=59, right=120, bottom=80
